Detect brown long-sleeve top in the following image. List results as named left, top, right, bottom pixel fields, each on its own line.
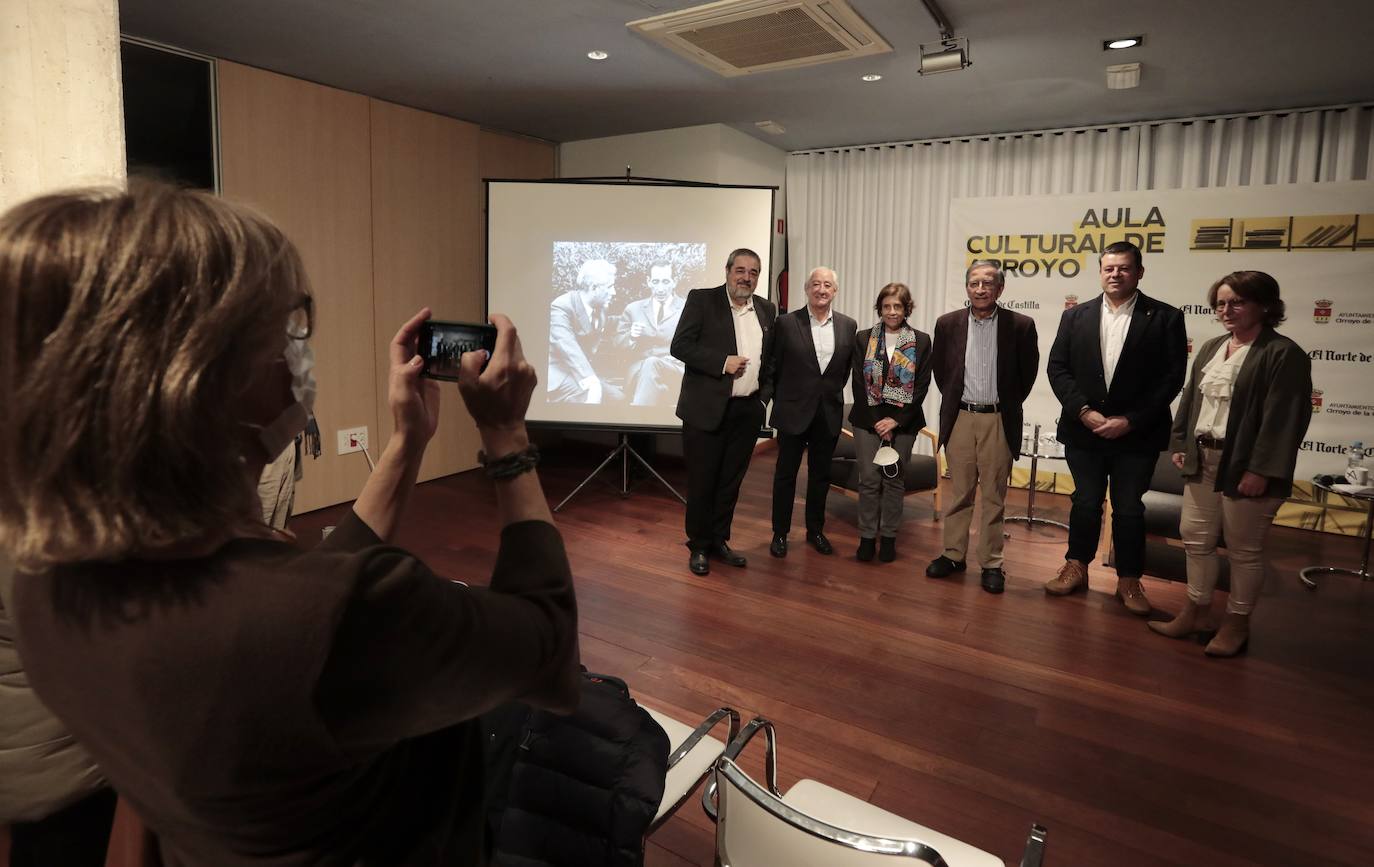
left=11, top=510, right=580, bottom=866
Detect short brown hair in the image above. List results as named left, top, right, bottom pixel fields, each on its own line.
left=1207, top=270, right=1285, bottom=327
left=874, top=282, right=913, bottom=317
left=0, top=181, right=309, bottom=569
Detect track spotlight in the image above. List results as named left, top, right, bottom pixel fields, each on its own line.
left=918, top=37, right=970, bottom=75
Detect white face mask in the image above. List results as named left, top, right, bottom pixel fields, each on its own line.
left=873, top=445, right=901, bottom=479
left=257, top=336, right=316, bottom=459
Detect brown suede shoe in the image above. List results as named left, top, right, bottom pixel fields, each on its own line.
left=1044, top=560, right=1088, bottom=596
left=1205, top=612, right=1251, bottom=657
left=1115, top=577, right=1152, bottom=616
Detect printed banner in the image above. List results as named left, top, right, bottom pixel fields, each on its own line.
left=947, top=181, right=1374, bottom=533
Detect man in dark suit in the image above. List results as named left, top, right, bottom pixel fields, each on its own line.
left=767, top=267, right=858, bottom=557
left=615, top=262, right=686, bottom=406
left=1044, top=240, right=1187, bottom=614
left=547, top=258, right=624, bottom=404
left=671, top=248, right=777, bottom=576
left=925, top=261, right=1039, bottom=593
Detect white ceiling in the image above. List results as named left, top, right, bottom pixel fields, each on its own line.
left=118, top=0, right=1374, bottom=152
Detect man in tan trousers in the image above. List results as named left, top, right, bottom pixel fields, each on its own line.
left=926, top=261, right=1040, bottom=592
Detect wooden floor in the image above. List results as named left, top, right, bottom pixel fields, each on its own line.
left=289, top=442, right=1374, bottom=867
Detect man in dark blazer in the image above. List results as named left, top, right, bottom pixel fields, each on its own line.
left=767, top=267, right=858, bottom=558
left=671, top=248, right=777, bottom=576
left=925, top=261, right=1039, bottom=593
left=1044, top=240, right=1187, bottom=614
left=547, top=258, right=623, bottom=404
left=615, top=262, right=686, bottom=406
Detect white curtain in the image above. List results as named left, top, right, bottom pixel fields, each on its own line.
left=786, top=104, right=1374, bottom=327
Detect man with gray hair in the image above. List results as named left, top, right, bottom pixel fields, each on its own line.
left=548, top=258, right=624, bottom=404
left=768, top=266, right=857, bottom=557
left=926, top=260, right=1040, bottom=593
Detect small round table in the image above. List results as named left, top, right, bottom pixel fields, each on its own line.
left=1005, top=424, right=1069, bottom=532
left=1299, top=478, right=1374, bottom=588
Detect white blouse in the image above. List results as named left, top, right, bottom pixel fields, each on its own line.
left=1194, top=341, right=1251, bottom=439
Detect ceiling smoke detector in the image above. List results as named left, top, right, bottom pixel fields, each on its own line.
left=1107, top=62, right=1141, bottom=89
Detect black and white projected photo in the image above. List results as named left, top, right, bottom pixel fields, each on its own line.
left=546, top=241, right=707, bottom=409
left=486, top=180, right=774, bottom=428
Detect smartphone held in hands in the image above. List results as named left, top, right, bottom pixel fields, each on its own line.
left=418, top=319, right=497, bottom=381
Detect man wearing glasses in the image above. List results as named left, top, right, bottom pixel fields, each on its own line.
left=616, top=262, right=686, bottom=406
left=926, top=261, right=1040, bottom=592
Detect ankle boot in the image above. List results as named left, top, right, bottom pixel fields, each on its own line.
left=1148, top=601, right=1210, bottom=639
left=1205, top=612, right=1250, bottom=657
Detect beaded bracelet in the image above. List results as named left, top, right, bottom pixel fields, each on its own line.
left=477, top=444, right=540, bottom=480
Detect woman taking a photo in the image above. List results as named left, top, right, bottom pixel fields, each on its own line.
left=1148, top=270, right=1311, bottom=657
left=848, top=282, right=933, bottom=563
left=0, top=182, right=580, bottom=865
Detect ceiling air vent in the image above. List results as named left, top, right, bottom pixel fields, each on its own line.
left=628, top=0, right=891, bottom=77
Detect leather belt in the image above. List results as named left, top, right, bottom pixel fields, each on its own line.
left=959, top=401, right=1001, bottom=414
left=1197, top=434, right=1225, bottom=449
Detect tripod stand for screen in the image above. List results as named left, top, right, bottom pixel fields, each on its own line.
left=553, top=433, right=685, bottom=512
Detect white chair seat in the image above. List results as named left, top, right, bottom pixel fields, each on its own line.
left=646, top=707, right=727, bottom=824
left=783, top=780, right=1005, bottom=867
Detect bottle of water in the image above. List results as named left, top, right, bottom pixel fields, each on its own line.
left=1346, top=441, right=1367, bottom=484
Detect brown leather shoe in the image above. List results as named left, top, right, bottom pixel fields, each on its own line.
left=1115, top=577, right=1152, bottom=616
left=1044, top=560, right=1088, bottom=596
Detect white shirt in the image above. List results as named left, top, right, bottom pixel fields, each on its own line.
left=884, top=329, right=901, bottom=360
left=809, top=308, right=834, bottom=371
left=1194, top=342, right=1251, bottom=438
left=1100, top=293, right=1137, bottom=389
left=729, top=298, right=764, bottom=397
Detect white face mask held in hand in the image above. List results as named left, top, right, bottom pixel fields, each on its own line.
left=257, top=336, right=317, bottom=460
left=873, top=444, right=901, bottom=479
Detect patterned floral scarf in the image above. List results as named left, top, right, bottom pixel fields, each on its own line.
left=863, top=322, right=919, bottom=407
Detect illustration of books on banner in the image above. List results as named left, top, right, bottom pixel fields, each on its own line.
left=1192, top=214, right=1373, bottom=252
left=1292, top=214, right=1360, bottom=250
left=1231, top=217, right=1289, bottom=250
left=1190, top=219, right=1231, bottom=250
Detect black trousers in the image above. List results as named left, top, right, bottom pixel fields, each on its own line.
left=1063, top=444, right=1158, bottom=577
left=682, top=397, right=765, bottom=552
left=9, top=787, right=117, bottom=867
left=771, top=409, right=839, bottom=536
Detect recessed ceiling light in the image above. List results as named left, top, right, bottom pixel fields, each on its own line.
left=1104, top=36, right=1143, bottom=50
left=587, top=50, right=609, bottom=60
left=861, top=74, right=882, bottom=82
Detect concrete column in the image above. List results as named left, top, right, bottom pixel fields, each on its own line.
left=0, top=0, right=125, bottom=209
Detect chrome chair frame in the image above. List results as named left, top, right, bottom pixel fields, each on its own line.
left=704, top=717, right=1047, bottom=867
left=648, top=706, right=741, bottom=833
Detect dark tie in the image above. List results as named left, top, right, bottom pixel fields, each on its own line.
left=656, top=302, right=667, bottom=325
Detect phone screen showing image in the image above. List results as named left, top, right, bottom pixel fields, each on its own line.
left=418, top=320, right=496, bottom=381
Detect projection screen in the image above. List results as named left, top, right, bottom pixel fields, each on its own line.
left=487, top=180, right=775, bottom=430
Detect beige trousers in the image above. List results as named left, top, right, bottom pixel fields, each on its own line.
left=942, top=410, right=1013, bottom=568
left=1181, top=446, right=1281, bottom=614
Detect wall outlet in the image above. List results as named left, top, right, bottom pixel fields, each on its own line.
left=337, top=426, right=369, bottom=455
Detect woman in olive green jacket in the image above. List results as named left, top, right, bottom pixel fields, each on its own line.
left=1149, top=271, right=1311, bottom=657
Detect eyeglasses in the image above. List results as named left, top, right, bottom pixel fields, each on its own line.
left=967, top=280, right=1000, bottom=290
left=1213, top=298, right=1250, bottom=311
left=287, top=296, right=313, bottom=340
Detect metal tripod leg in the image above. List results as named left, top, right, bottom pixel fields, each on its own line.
left=553, top=434, right=686, bottom=512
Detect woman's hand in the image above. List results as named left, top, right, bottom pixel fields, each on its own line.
left=874, top=417, right=898, bottom=440
left=1171, top=452, right=1185, bottom=470
left=458, top=314, right=536, bottom=456
left=1237, top=471, right=1268, bottom=497
left=389, top=308, right=441, bottom=449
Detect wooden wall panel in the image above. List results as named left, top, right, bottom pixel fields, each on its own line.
left=369, top=99, right=483, bottom=482
left=478, top=130, right=556, bottom=328
left=217, top=62, right=378, bottom=514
